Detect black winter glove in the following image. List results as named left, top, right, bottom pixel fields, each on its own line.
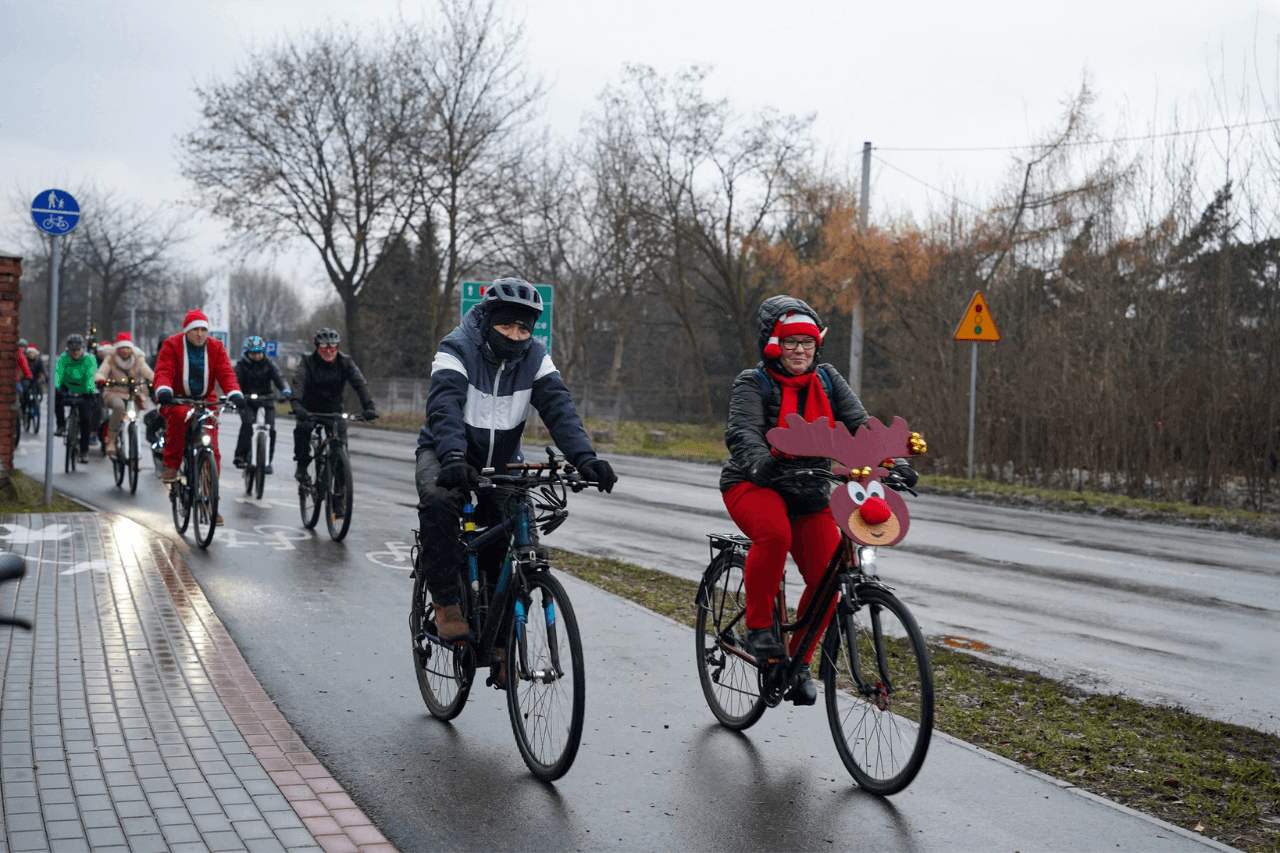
left=362, top=408, right=378, bottom=421
left=883, top=459, right=919, bottom=493
left=578, top=458, right=617, bottom=493
left=436, top=454, right=479, bottom=492
left=155, top=388, right=174, bottom=407
left=748, top=455, right=782, bottom=488
left=290, top=400, right=309, bottom=419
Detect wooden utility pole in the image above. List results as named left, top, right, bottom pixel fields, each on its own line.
left=849, top=141, right=870, bottom=395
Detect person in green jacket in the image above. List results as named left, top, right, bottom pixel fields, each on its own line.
left=54, top=333, right=99, bottom=462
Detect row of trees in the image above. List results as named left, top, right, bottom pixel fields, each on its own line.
left=9, top=0, right=1277, bottom=507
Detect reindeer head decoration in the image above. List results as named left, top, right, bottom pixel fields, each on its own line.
left=765, top=414, right=926, bottom=547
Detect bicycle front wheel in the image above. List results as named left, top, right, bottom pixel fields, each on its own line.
left=253, top=431, right=267, bottom=499
left=410, top=570, right=473, bottom=720
left=126, top=424, right=139, bottom=494
left=26, top=402, right=39, bottom=433
left=171, top=468, right=191, bottom=534
left=191, top=449, right=219, bottom=549
left=507, top=572, right=585, bottom=782
left=65, top=410, right=78, bottom=473
left=695, top=549, right=766, bottom=730
left=299, top=458, right=322, bottom=529
left=112, top=436, right=126, bottom=487
left=324, top=445, right=354, bottom=541
left=822, top=585, right=934, bottom=795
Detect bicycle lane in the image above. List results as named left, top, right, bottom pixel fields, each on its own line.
left=498, top=573, right=1238, bottom=853
left=0, top=511, right=394, bottom=853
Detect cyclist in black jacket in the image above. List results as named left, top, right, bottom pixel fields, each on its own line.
left=290, top=328, right=377, bottom=482
left=233, top=336, right=291, bottom=473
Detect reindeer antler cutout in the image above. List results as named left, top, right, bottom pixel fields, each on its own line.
left=767, top=414, right=923, bottom=481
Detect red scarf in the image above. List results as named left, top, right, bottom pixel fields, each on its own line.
left=766, top=368, right=833, bottom=429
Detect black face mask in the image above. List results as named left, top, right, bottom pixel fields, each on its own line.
left=485, top=327, right=532, bottom=362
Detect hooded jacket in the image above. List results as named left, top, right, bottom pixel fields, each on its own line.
left=719, top=295, right=868, bottom=516
left=418, top=303, right=597, bottom=471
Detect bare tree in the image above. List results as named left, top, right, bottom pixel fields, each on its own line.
left=400, top=0, right=545, bottom=345
left=76, top=188, right=186, bottom=334
left=230, top=268, right=306, bottom=348
left=179, top=27, right=425, bottom=363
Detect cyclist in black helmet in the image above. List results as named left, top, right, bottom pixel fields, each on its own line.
left=415, top=277, right=617, bottom=666
left=290, top=328, right=378, bottom=482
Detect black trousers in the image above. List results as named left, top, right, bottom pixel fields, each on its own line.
left=414, top=448, right=519, bottom=607
left=293, top=416, right=346, bottom=465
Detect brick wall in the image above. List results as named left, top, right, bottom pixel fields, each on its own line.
left=0, top=251, right=23, bottom=485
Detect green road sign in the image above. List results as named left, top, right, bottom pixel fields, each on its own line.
left=460, top=281, right=553, bottom=356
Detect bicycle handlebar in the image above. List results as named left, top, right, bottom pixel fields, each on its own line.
left=300, top=411, right=376, bottom=423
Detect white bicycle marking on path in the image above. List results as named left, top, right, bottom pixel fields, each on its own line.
left=365, top=540, right=414, bottom=571
left=218, top=524, right=313, bottom=550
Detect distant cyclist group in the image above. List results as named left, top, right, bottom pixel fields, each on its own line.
left=20, top=276, right=935, bottom=790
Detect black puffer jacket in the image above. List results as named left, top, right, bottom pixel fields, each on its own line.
left=719, top=295, right=868, bottom=516
left=291, top=351, right=375, bottom=414
left=234, top=354, right=289, bottom=397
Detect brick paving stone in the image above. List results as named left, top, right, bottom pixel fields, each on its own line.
left=0, top=516, right=385, bottom=853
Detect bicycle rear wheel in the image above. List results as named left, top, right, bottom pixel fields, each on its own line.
left=253, top=432, right=267, bottom=499
left=507, top=572, right=585, bottom=782
left=191, top=449, right=219, bottom=549
left=410, top=569, right=473, bottom=720
left=822, top=585, right=934, bottom=795
left=26, top=401, right=39, bottom=433
left=299, top=457, right=322, bottom=529
left=695, top=549, right=766, bottom=730
left=324, top=445, right=354, bottom=541
left=127, top=424, right=139, bottom=494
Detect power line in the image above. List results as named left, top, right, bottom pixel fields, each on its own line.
left=876, top=117, right=1280, bottom=153
left=871, top=155, right=988, bottom=212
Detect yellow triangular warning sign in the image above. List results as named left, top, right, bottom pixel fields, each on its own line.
left=953, top=291, right=1000, bottom=342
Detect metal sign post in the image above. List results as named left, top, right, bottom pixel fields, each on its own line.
left=952, top=291, right=1000, bottom=480
left=31, top=189, right=82, bottom=505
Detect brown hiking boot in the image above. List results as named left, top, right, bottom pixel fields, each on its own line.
left=432, top=601, right=470, bottom=641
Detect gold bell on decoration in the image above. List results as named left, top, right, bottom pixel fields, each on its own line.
left=909, top=432, right=928, bottom=455
left=860, top=466, right=873, bottom=479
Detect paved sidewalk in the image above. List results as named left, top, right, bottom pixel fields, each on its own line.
left=0, top=512, right=394, bottom=853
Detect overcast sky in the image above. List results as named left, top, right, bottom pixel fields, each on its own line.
left=2, top=0, right=1276, bottom=293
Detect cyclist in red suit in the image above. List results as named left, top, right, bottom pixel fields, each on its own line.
left=152, top=309, right=243, bottom=483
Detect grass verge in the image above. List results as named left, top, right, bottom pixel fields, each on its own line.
left=0, top=469, right=84, bottom=513
left=548, top=546, right=1280, bottom=852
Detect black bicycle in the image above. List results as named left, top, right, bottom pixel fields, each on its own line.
left=62, top=391, right=95, bottom=473
left=21, top=380, right=41, bottom=434
left=695, top=416, right=933, bottom=795
left=409, top=451, right=594, bottom=781
left=297, top=411, right=369, bottom=542
left=1, top=553, right=32, bottom=632
left=163, top=395, right=237, bottom=549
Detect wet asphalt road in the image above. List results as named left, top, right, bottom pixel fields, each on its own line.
left=14, top=421, right=1267, bottom=850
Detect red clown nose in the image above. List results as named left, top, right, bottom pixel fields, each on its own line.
left=859, top=495, right=891, bottom=525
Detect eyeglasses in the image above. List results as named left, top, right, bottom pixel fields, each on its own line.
left=780, top=337, right=817, bottom=352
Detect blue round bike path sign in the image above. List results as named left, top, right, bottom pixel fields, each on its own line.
left=31, top=189, right=81, bottom=235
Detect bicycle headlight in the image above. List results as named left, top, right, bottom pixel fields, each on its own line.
left=125, top=410, right=136, bottom=421
left=200, top=433, right=212, bottom=447
left=857, top=546, right=878, bottom=577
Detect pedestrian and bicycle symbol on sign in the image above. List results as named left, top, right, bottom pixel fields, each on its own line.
left=30, top=189, right=81, bottom=236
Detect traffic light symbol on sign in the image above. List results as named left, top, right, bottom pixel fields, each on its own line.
left=953, top=291, right=1000, bottom=342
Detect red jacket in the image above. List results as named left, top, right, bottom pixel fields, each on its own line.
left=15, top=345, right=32, bottom=382
left=153, top=334, right=239, bottom=402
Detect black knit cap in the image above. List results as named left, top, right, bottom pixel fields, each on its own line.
left=488, top=302, right=539, bottom=330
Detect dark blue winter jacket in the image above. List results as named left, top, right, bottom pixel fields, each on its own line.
left=417, top=305, right=597, bottom=470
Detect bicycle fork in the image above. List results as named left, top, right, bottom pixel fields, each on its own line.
left=831, top=584, right=896, bottom=709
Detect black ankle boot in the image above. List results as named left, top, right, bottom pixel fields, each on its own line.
left=787, top=668, right=818, bottom=706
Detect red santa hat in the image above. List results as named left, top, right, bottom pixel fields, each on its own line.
left=113, top=332, right=134, bottom=348
left=763, top=311, right=823, bottom=359
left=183, top=310, right=210, bottom=333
